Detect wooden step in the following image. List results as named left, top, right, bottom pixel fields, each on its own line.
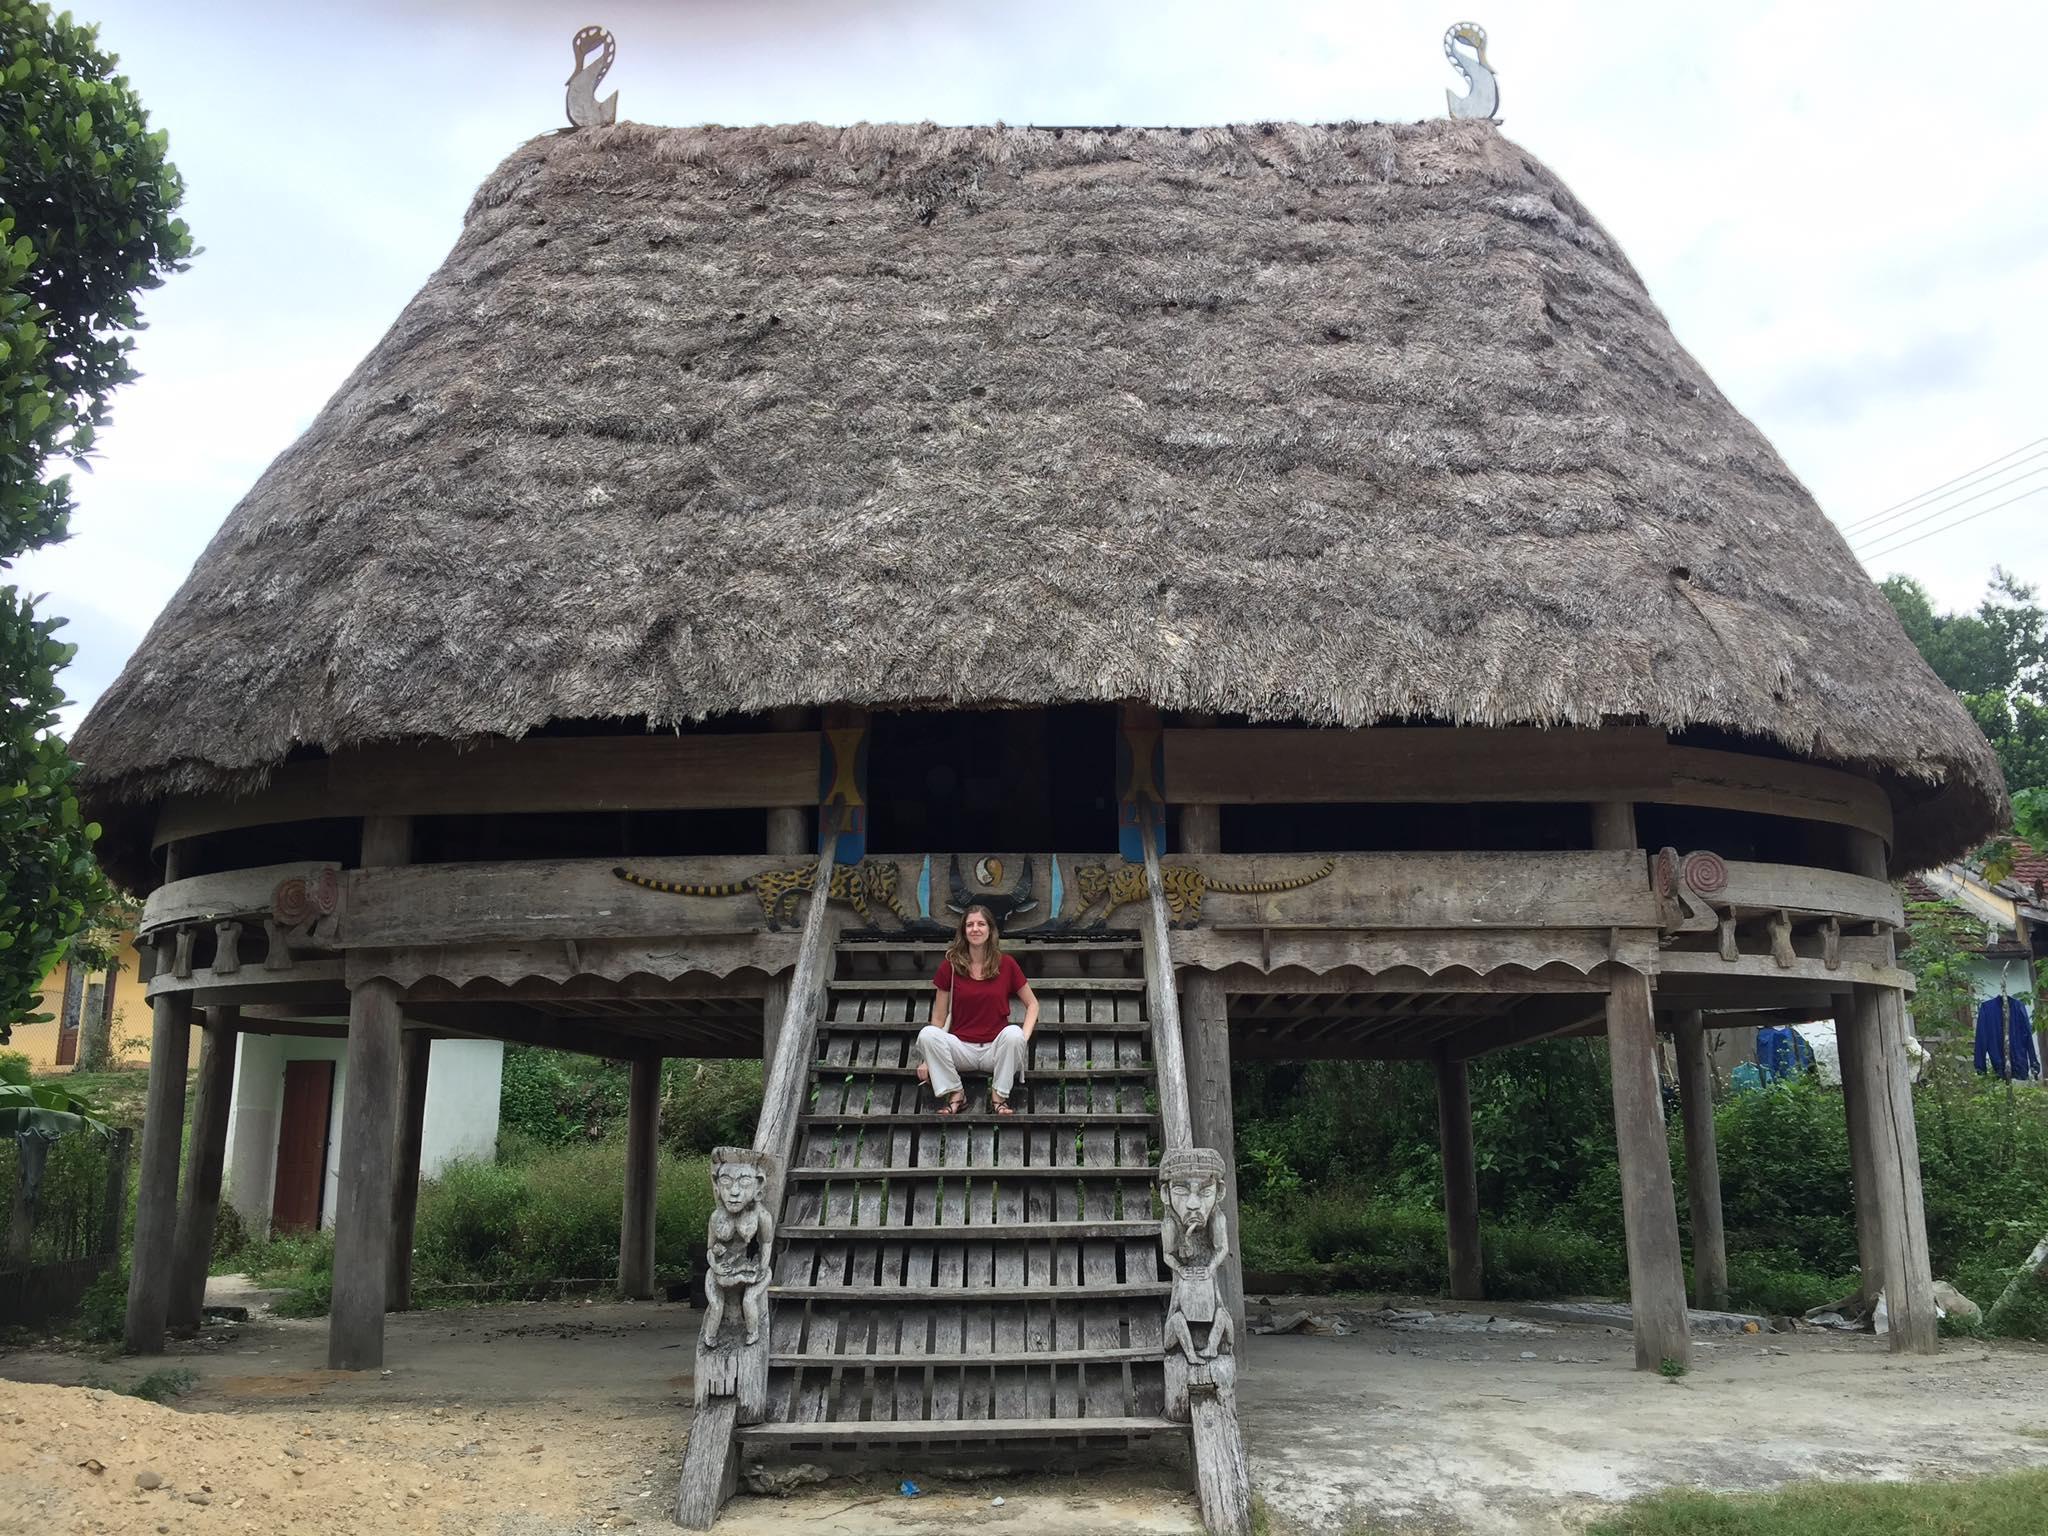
left=825, top=1065, right=1152, bottom=1081
left=738, top=1416, right=1178, bottom=1443
left=840, top=938, right=1141, bottom=953
left=771, top=1283, right=1171, bottom=1302
left=831, top=987, right=1155, bottom=999
left=786, top=1165, right=1157, bottom=1183
left=770, top=1347, right=1164, bottom=1367
left=799, top=1112, right=1156, bottom=1129
left=780, top=1220, right=1157, bottom=1241
left=816, top=1018, right=1150, bottom=1034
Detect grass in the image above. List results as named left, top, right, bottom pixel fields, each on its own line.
left=1583, top=1470, right=2048, bottom=1535
left=81, top=1366, right=198, bottom=1403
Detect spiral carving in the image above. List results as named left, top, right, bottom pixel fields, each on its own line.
left=1681, top=851, right=1729, bottom=895
left=273, top=877, right=311, bottom=926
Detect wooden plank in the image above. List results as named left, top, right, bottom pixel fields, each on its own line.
left=1165, top=727, right=1892, bottom=843
left=784, top=1164, right=1161, bottom=1181
left=782, top=1221, right=1158, bottom=1241
left=1140, top=823, right=1195, bottom=1152
left=156, top=734, right=821, bottom=848
left=737, top=1416, right=1178, bottom=1443
left=140, top=861, right=343, bottom=936
left=1081, top=1018, right=1125, bottom=1420
left=801, top=1112, right=1158, bottom=1129
left=831, top=976, right=1145, bottom=992
left=1054, top=1030, right=1087, bottom=1423
left=830, top=1065, right=1153, bottom=1082
left=929, top=1113, right=969, bottom=1423
left=1712, top=861, right=1903, bottom=927
left=774, top=1348, right=1163, bottom=1367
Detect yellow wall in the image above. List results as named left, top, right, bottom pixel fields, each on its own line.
left=9, top=932, right=186, bottom=1073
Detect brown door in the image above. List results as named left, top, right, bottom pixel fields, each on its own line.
left=271, top=1060, right=335, bottom=1233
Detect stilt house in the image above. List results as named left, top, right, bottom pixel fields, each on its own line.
left=71, top=118, right=2007, bottom=1531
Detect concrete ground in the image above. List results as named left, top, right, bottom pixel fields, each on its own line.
left=2, top=1287, right=2044, bottom=1535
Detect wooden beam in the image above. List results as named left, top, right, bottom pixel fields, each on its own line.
left=153, top=733, right=821, bottom=847
left=404, top=1003, right=650, bottom=1061
left=1672, top=1010, right=1728, bottom=1311
left=1164, top=728, right=1892, bottom=844
left=1435, top=1053, right=1484, bottom=1301
left=1851, top=982, right=1939, bottom=1353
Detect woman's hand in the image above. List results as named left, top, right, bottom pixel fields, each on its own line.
left=1017, top=980, right=1040, bottom=1042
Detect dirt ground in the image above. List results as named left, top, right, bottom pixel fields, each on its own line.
left=2, top=1290, right=2045, bottom=1536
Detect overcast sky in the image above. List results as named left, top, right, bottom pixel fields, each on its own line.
left=13, top=0, right=2046, bottom=734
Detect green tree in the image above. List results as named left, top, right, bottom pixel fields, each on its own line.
left=0, top=5, right=190, bottom=1043
left=1883, top=569, right=2048, bottom=798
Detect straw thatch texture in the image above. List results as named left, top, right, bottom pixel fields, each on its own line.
left=73, top=119, right=2003, bottom=868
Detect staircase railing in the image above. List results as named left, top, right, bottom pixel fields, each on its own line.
left=676, top=825, right=839, bottom=1529
left=1139, top=819, right=1253, bottom=1536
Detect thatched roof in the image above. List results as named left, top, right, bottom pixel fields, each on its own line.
left=73, top=119, right=2005, bottom=870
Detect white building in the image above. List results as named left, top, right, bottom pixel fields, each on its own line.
left=224, top=1035, right=504, bottom=1237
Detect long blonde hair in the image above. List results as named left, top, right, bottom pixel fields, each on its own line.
left=944, top=903, right=1004, bottom=981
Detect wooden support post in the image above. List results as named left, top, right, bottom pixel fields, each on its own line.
left=168, top=1006, right=239, bottom=1332
left=1177, top=799, right=1243, bottom=1336
left=124, top=971, right=193, bottom=1354
left=1835, top=996, right=1886, bottom=1307
left=1671, top=1010, right=1727, bottom=1311
left=1591, top=799, right=1688, bottom=1370
left=1837, top=826, right=1935, bottom=1350
left=1606, top=968, right=1692, bottom=1370
left=1848, top=984, right=1939, bottom=1352
left=387, top=1027, right=432, bottom=1312
left=328, top=814, right=412, bottom=1370
left=329, top=978, right=402, bottom=1369
left=1434, top=1052, right=1484, bottom=1302
left=620, top=1051, right=661, bottom=1300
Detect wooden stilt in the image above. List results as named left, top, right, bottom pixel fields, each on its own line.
left=124, top=972, right=193, bottom=1355
left=387, top=1027, right=432, bottom=1312
left=168, top=1006, right=239, bottom=1332
left=1835, top=998, right=1886, bottom=1308
left=1606, top=968, right=1691, bottom=1369
left=1671, top=1010, right=1727, bottom=1311
left=329, top=976, right=403, bottom=1370
left=1434, top=1052, right=1484, bottom=1302
left=620, top=1051, right=661, bottom=1300
left=1848, top=984, right=1938, bottom=1352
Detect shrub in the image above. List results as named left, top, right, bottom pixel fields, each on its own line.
left=73, top=1265, right=127, bottom=1342
left=1724, top=1249, right=1850, bottom=1316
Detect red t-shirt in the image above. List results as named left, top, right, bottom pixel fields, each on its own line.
left=934, top=953, right=1027, bottom=1044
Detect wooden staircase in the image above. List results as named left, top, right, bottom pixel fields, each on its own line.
left=743, top=935, right=1180, bottom=1450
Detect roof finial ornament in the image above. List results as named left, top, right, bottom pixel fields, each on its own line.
left=565, top=25, right=618, bottom=128
left=1443, top=22, right=1500, bottom=121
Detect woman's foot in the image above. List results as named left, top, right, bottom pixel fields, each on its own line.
left=991, top=1094, right=1015, bottom=1116
left=934, top=1092, right=967, bottom=1116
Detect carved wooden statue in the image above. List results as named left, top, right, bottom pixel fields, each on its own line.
left=703, top=1146, right=775, bottom=1346
left=1159, top=1146, right=1234, bottom=1365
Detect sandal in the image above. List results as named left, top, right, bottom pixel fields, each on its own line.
left=934, top=1094, right=967, bottom=1117
left=991, top=1095, right=1015, bottom=1116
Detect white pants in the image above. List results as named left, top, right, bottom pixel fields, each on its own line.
left=918, top=1023, right=1027, bottom=1100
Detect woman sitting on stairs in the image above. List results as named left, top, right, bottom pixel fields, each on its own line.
left=916, top=902, right=1040, bottom=1116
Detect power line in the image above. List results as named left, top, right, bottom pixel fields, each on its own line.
left=1837, top=436, right=2048, bottom=537
left=1856, top=484, right=2046, bottom=564
left=1849, top=462, right=2048, bottom=554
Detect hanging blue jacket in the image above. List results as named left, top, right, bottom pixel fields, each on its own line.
left=1974, top=995, right=2040, bottom=1080
left=1756, top=1025, right=1815, bottom=1083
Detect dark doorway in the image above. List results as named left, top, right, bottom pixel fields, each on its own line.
left=271, top=1059, right=335, bottom=1234
left=867, top=706, right=1119, bottom=852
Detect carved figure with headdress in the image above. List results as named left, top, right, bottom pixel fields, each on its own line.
left=1158, top=1146, right=1233, bottom=1362
left=702, top=1146, right=775, bottom=1346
